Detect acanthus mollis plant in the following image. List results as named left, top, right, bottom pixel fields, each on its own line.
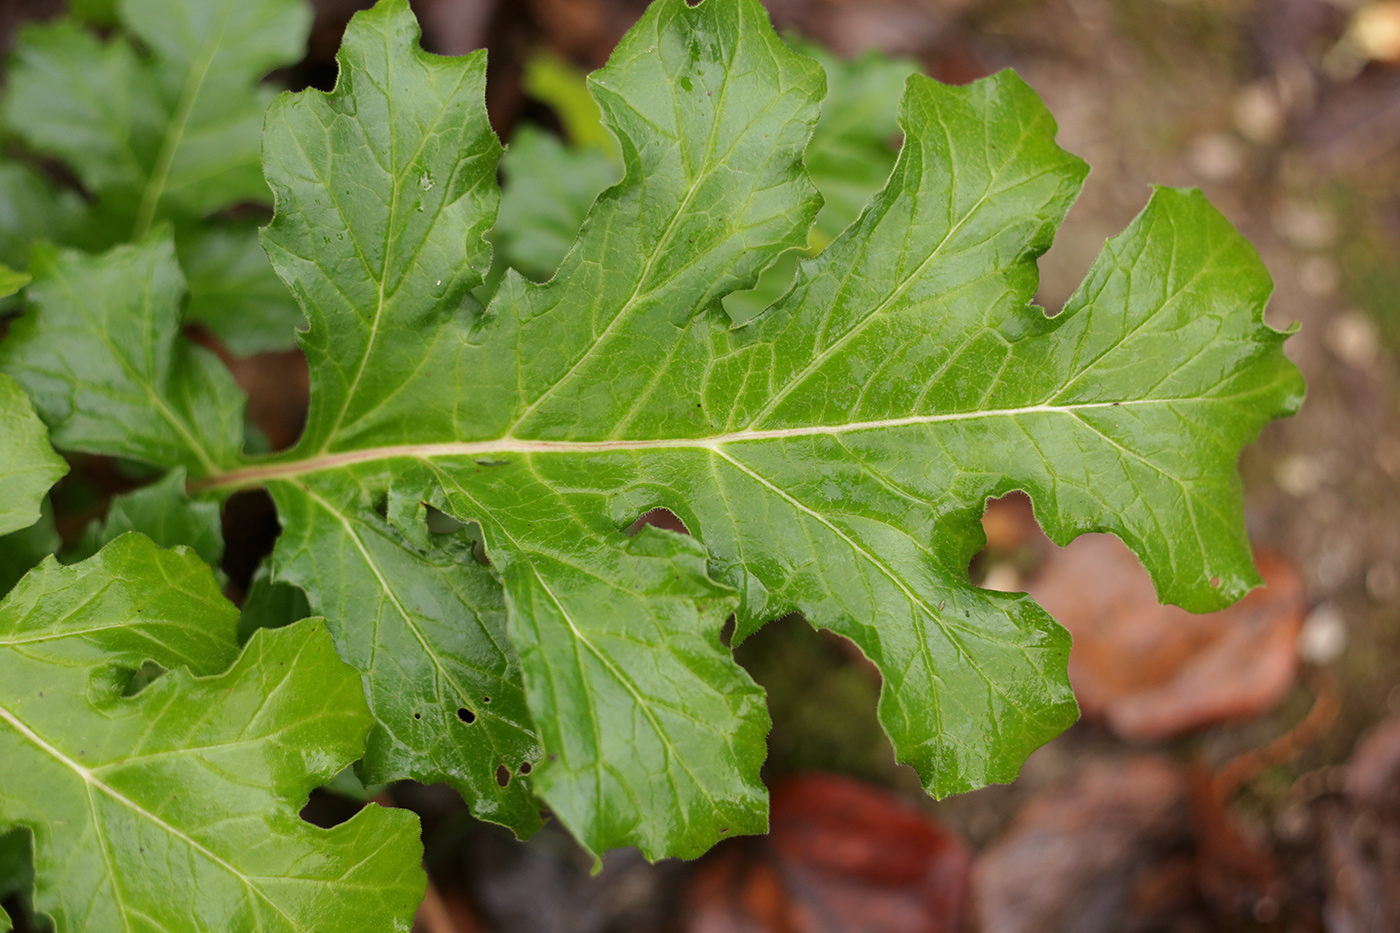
left=0, top=0, right=1302, bottom=924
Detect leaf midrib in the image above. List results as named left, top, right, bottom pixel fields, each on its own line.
left=130, top=4, right=236, bottom=239
left=202, top=396, right=1210, bottom=491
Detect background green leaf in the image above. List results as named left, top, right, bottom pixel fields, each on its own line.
left=0, top=236, right=246, bottom=477
left=67, top=469, right=224, bottom=568
left=0, top=0, right=311, bottom=352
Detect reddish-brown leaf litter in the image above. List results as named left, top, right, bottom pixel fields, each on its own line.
left=6, top=0, right=1400, bottom=931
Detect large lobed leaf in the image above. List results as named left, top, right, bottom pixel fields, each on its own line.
left=3, top=0, right=1304, bottom=864
left=0, top=535, right=424, bottom=931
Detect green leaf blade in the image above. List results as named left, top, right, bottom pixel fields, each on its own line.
left=0, top=0, right=311, bottom=353
left=474, top=0, right=825, bottom=442
left=265, top=472, right=547, bottom=836
left=261, top=0, right=503, bottom=454
left=0, top=236, right=245, bottom=476
left=0, top=536, right=424, bottom=932
left=434, top=466, right=771, bottom=859
left=0, top=373, right=67, bottom=539
left=24, top=0, right=1303, bottom=868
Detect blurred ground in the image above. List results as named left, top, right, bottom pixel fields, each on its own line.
left=6, top=0, right=1400, bottom=930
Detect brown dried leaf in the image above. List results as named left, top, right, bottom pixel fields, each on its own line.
left=686, top=774, right=970, bottom=933
left=1025, top=531, right=1306, bottom=740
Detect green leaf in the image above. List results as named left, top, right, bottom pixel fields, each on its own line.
left=489, top=35, right=911, bottom=321
left=0, top=535, right=425, bottom=931
left=0, top=0, right=312, bottom=352
left=523, top=51, right=620, bottom=157
left=178, top=223, right=307, bottom=356
left=494, top=126, right=619, bottom=282
left=68, top=468, right=224, bottom=567
left=0, top=372, right=67, bottom=538
left=797, top=42, right=913, bottom=244
left=250, top=0, right=821, bottom=857
left=32, top=0, right=1303, bottom=866
left=721, top=40, right=911, bottom=323
left=0, top=165, right=87, bottom=274
left=265, top=477, right=546, bottom=834
left=4, top=0, right=310, bottom=234
left=0, top=235, right=246, bottom=477
left=0, top=501, right=61, bottom=599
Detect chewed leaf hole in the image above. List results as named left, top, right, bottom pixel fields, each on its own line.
left=424, top=504, right=465, bottom=535
left=519, top=761, right=533, bottom=775
left=496, top=764, right=511, bottom=787
left=1210, top=576, right=1221, bottom=588
left=970, top=492, right=1050, bottom=591
left=121, top=660, right=168, bottom=697
left=412, top=711, right=422, bottom=720
left=299, top=788, right=361, bottom=829
left=625, top=507, right=690, bottom=537
left=457, top=707, right=476, bottom=724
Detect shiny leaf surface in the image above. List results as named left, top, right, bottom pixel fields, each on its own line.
left=0, top=535, right=424, bottom=932
left=219, top=0, right=1303, bottom=857
left=488, top=34, right=911, bottom=322
left=21, top=0, right=1303, bottom=864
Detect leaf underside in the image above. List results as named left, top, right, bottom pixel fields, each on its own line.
left=0, top=535, right=424, bottom=932
left=0, top=0, right=1304, bottom=865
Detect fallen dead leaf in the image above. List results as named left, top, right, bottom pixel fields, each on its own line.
left=973, top=757, right=1197, bottom=933
left=686, top=774, right=969, bottom=933
left=1346, top=714, right=1400, bottom=815
left=1023, top=526, right=1306, bottom=741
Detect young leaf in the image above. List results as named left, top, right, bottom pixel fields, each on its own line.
left=0, top=0, right=312, bottom=352
left=0, top=535, right=425, bottom=932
